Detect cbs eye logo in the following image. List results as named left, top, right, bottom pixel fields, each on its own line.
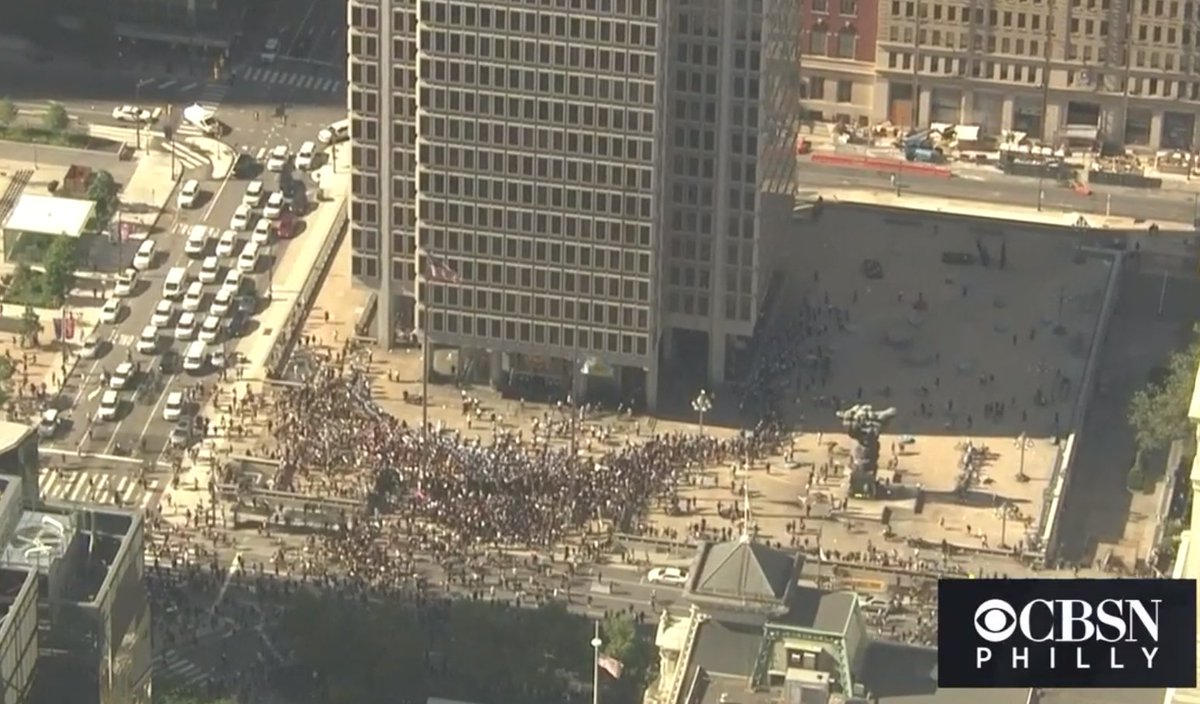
left=974, top=599, right=1018, bottom=643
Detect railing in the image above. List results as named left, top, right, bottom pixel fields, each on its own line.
left=667, top=609, right=704, bottom=704
left=265, top=197, right=348, bottom=379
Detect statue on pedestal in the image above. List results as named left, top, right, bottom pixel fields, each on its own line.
left=835, top=404, right=897, bottom=498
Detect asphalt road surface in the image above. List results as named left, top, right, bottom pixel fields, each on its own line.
left=800, top=161, right=1200, bottom=224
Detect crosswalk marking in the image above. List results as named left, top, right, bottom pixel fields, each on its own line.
left=255, top=146, right=267, bottom=160
left=114, top=333, right=135, bottom=348
left=179, top=82, right=199, bottom=92
left=154, top=650, right=210, bottom=689
left=162, top=140, right=209, bottom=169
left=239, top=67, right=342, bottom=93
left=40, top=470, right=162, bottom=512
left=156, top=79, right=177, bottom=90
left=173, top=223, right=218, bottom=238
left=195, top=82, right=229, bottom=112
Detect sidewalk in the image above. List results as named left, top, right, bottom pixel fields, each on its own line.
left=114, top=149, right=179, bottom=237
left=827, top=188, right=1197, bottom=256
left=161, top=154, right=350, bottom=524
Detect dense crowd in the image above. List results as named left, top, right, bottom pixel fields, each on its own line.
left=266, top=365, right=780, bottom=550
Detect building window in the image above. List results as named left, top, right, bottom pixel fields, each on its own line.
left=809, top=77, right=825, bottom=100
left=836, top=80, right=853, bottom=103
left=840, top=0, right=857, bottom=13
left=813, top=0, right=828, bottom=11
left=836, top=29, right=856, bottom=58
left=810, top=27, right=828, bottom=54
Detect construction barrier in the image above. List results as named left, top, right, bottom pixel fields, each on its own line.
left=811, top=151, right=952, bottom=178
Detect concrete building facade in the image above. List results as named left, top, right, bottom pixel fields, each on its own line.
left=874, top=0, right=1200, bottom=150
left=349, top=0, right=801, bottom=407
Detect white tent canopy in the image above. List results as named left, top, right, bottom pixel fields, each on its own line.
left=1, top=194, right=95, bottom=238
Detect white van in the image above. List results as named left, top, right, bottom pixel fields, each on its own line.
left=182, top=104, right=220, bottom=136
left=162, top=267, right=188, bottom=299
left=236, top=241, right=260, bottom=272
left=318, top=118, right=350, bottom=145
left=182, top=281, right=205, bottom=312
left=295, top=140, right=317, bottom=170
left=183, top=341, right=208, bottom=373
left=184, top=225, right=208, bottom=257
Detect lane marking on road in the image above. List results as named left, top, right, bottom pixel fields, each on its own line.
left=40, top=447, right=147, bottom=465
left=138, top=379, right=179, bottom=450
left=157, top=80, right=177, bottom=90
left=137, top=78, right=156, bottom=88
left=179, top=82, right=199, bottom=92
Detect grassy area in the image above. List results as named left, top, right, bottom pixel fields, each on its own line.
left=0, top=125, right=91, bottom=148
left=6, top=233, right=55, bottom=265
left=1, top=267, right=58, bottom=308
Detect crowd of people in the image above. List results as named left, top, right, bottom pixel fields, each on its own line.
left=265, top=364, right=781, bottom=551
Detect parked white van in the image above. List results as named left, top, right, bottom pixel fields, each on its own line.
left=318, top=118, right=350, bottom=145
left=183, top=341, right=208, bottom=372
left=295, top=141, right=317, bottom=170
left=236, top=241, right=260, bottom=273
left=162, top=267, right=188, bottom=299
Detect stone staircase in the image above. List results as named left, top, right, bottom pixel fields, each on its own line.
left=0, top=169, right=33, bottom=224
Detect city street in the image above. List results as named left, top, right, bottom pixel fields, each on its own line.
left=801, top=160, right=1200, bottom=224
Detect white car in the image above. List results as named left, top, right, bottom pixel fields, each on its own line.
left=263, top=191, right=285, bottom=220
left=266, top=145, right=289, bottom=172
left=243, top=180, right=265, bottom=207
left=78, top=335, right=101, bottom=359
left=261, top=37, right=280, bottom=63
left=647, top=567, right=689, bottom=586
left=98, top=297, right=122, bottom=324
left=177, top=179, right=201, bottom=209
left=231, top=204, right=253, bottom=231
left=199, top=256, right=220, bottom=283
left=252, top=218, right=273, bottom=245
left=109, top=361, right=136, bottom=390
left=132, top=239, right=156, bottom=270
left=182, top=284, right=205, bottom=312
left=151, top=299, right=175, bottom=327
left=175, top=311, right=197, bottom=340
left=97, top=390, right=120, bottom=421
left=162, top=391, right=185, bottom=421
left=113, top=268, right=138, bottom=297
left=295, top=140, right=317, bottom=170
left=111, top=105, right=155, bottom=123
left=211, top=288, right=234, bottom=317
left=221, top=269, right=244, bottom=294
left=136, top=325, right=160, bottom=354
left=199, top=315, right=222, bottom=342
left=184, top=225, right=208, bottom=256
left=216, top=230, right=239, bottom=258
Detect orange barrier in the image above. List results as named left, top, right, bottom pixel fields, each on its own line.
left=810, top=151, right=952, bottom=178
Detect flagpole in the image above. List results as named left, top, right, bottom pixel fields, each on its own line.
left=591, top=621, right=602, bottom=704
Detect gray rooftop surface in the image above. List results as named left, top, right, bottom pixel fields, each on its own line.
left=691, top=619, right=762, bottom=678
left=859, top=641, right=1028, bottom=704
left=690, top=539, right=797, bottom=602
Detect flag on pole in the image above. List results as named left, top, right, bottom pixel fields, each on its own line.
left=423, top=255, right=461, bottom=284
left=598, top=655, right=623, bottom=679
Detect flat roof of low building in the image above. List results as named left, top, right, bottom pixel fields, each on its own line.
left=2, top=194, right=94, bottom=238
left=0, top=422, right=32, bottom=455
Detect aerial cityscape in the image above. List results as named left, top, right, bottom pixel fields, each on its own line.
left=0, top=0, right=1195, bottom=702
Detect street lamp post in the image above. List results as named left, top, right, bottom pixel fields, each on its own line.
left=590, top=622, right=603, bottom=704
left=1014, top=432, right=1034, bottom=481
left=692, top=389, right=713, bottom=436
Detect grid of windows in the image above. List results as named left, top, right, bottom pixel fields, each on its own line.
left=415, top=0, right=662, bottom=362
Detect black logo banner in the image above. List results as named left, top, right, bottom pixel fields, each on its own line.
left=938, top=578, right=1197, bottom=688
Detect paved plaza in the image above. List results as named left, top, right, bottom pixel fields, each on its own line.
left=219, top=212, right=1116, bottom=579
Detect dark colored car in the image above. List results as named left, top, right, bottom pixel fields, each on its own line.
left=225, top=310, right=249, bottom=338
left=233, top=153, right=258, bottom=179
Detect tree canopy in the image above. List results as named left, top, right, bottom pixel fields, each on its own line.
left=42, top=236, right=79, bottom=302
left=0, top=98, right=17, bottom=128
left=1127, top=323, right=1200, bottom=455
left=277, top=592, right=651, bottom=704
left=42, top=102, right=69, bottom=132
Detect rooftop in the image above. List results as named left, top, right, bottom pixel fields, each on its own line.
left=859, top=641, right=1028, bottom=704
left=0, top=422, right=32, bottom=455
left=775, top=587, right=857, bottom=634
left=687, top=539, right=798, bottom=606
left=1, top=194, right=95, bottom=238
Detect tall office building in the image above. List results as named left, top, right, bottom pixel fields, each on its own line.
left=874, top=0, right=1200, bottom=149
left=348, top=0, right=799, bottom=408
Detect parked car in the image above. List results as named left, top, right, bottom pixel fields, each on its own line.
left=647, top=567, right=689, bottom=586
left=112, top=105, right=157, bottom=123
left=113, top=268, right=138, bottom=297
left=266, top=145, right=289, bottom=172
left=132, top=240, right=156, bottom=270
left=99, top=298, right=122, bottom=324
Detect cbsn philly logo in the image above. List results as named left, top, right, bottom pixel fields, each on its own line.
left=973, top=597, right=1160, bottom=671
left=938, top=579, right=1197, bottom=688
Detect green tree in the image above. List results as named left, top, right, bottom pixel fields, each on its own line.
left=42, top=102, right=69, bottom=132
left=41, top=237, right=78, bottom=303
left=0, top=98, right=17, bottom=128
left=19, top=307, right=39, bottom=348
left=87, top=170, right=118, bottom=225
left=1127, top=323, right=1200, bottom=454
left=602, top=611, right=637, bottom=661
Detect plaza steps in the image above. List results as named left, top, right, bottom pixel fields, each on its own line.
left=0, top=169, right=33, bottom=224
